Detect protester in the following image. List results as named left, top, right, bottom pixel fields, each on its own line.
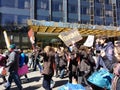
left=58, top=47, right=67, bottom=79
left=54, top=47, right=60, bottom=78
left=77, top=46, right=95, bottom=86
left=5, top=44, right=22, bottom=90
left=88, top=40, right=120, bottom=90
left=112, top=41, right=120, bottom=90
left=0, top=49, right=7, bottom=83
left=18, top=48, right=29, bottom=82
left=68, top=43, right=79, bottom=83
left=41, top=46, right=55, bottom=90
left=33, top=46, right=43, bottom=73
left=95, top=36, right=114, bottom=70
left=27, top=51, right=35, bottom=70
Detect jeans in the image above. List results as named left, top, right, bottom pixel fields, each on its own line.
left=33, top=59, right=43, bottom=72
left=59, top=69, right=65, bottom=78
left=6, top=71, right=22, bottom=90
left=43, top=75, right=52, bottom=90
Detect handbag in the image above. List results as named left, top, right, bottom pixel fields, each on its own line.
left=18, top=64, right=29, bottom=76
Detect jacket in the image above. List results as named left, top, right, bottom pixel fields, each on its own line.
left=6, top=51, right=19, bottom=72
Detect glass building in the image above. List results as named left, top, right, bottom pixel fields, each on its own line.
left=0, top=0, right=120, bottom=26
left=0, top=0, right=120, bottom=48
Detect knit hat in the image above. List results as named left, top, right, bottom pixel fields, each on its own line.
left=9, top=44, right=16, bottom=49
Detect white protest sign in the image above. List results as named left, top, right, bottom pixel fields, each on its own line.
left=84, top=35, right=94, bottom=47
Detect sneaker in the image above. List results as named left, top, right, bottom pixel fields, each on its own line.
left=50, top=80, right=55, bottom=88
left=4, top=81, right=10, bottom=88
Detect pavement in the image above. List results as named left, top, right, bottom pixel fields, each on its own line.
left=0, top=70, right=91, bottom=90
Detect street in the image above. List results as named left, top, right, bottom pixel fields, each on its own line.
left=0, top=70, right=69, bottom=90
left=0, top=70, right=91, bottom=90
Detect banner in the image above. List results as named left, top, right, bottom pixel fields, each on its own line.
left=28, top=28, right=36, bottom=50
left=83, top=35, right=94, bottom=47
left=58, top=29, right=82, bottom=47
left=3, top=31, right=10, bottom=50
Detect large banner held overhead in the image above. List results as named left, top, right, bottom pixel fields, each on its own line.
left=58, top=29, right=82, bottom=47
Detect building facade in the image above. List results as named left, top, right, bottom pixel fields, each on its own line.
left=0, top=0, right=120, bottom=48
left=0, top=0, right=120, bottom=26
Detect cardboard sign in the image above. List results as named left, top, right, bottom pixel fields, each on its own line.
left=83, top=35, right=94, bottom=47
left=58, top=29, right=82, bottom=47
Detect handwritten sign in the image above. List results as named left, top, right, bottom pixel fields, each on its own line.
left=83, top=35, right=94, bottom=47
left=58, top=29, right=82, bottom=46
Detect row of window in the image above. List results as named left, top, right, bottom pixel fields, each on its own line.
left=0, top=14, right=29, bottom=26
left=0, top=0, right=30, bottom=9
left=1, top=13, right=118, bottom=26
left=1, top=0, right=120, bottom=26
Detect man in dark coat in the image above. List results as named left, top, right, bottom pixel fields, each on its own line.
left=5, top=44, right=22, bottom=90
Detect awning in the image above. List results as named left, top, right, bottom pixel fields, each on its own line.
left=27, top=19, right=120, bottom=37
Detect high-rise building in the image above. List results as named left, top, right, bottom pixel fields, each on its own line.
left=1, top=0, right=120, bottom=48
left=0, top=0, right=120, bottom=26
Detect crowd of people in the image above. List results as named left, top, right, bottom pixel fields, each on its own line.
left=0, top=35, right=120, bottom=90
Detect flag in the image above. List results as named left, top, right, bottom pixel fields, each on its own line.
left=28, top=28, right=36, bottom=50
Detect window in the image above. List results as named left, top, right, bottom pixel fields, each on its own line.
left=37, top=15, right=49, bottom=21
left=95, top=8, right=103, bottom=16
left=22, top=36, right=28, bottom=43
left=117, top=1, right=120, bottom=8
left=95, top=0, right=103, bottom=3
left=68, top=4, right=77, bottom=13
left=14, top=36, right=19, bottom=43
left=81, top=7, right=90, bottom=15
left=1, top=14, right=15, bottom=25
left=52, top=17, right=63, bottom=22
left=105, top=22, right=112, bottom=26
left=18, top=15, right=29, bottom=24
left=37, top=0, right=49, bottom=10
left=105, top=10, right=112, bottom=17
left=105, top=0, right=110, bottom=4
left=117, top=12, right=120, bottom=20
left=18, top=0, right=30, bottom=9
left=52, top=1, right=63, bottom=11
left=68, top=18, right=78, bottom=23
left=94, top=20, right=103, bottom=25
left=81, top=20, right=90, bottom=24
left=1, top=0, right=15, bottom=7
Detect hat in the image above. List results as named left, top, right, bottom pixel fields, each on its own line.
left=10, top=44, right=16, bottom=49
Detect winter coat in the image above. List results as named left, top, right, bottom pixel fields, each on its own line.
left=42, top=51, right=55, bottom=76
left=6, top=50, right=19, bottom=72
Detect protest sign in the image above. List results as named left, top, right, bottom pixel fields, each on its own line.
left=58, top=29, right=82, bottom=47
left=83, top=35, right=94, bottom=47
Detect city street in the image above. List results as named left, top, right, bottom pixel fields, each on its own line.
left=0, top=70, right=68, bottom=90
left=0, top=70, right=91, bottom=90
